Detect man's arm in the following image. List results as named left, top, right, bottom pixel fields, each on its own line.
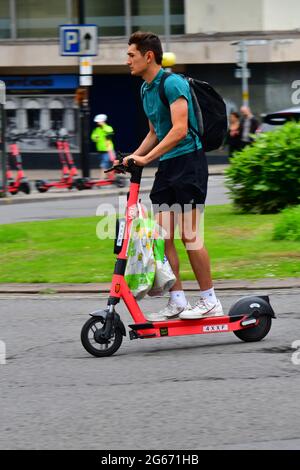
left=134, top=120, right=158, bottom=155
left=128, top=97, right=188, bottom=166
left=103, top=125, right=114, bottom=139
left=91, top=128, right=99, bottom=142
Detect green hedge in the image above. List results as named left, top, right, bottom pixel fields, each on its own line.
left=225, top=122, right=300, bottom=213
left=273, top=205, right=300, bottom=241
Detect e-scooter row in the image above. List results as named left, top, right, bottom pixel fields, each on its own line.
left=80, top=154, right=276, bottom=357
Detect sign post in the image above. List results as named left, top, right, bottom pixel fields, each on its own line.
left=0, top=80, right=6, bottom=198
left=59, top=23, right=97, bottom=178
left=232, top=39, right=268, bottom=107
left=234, top=41, right=249, bottom=107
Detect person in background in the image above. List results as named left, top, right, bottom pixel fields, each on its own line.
left=226, top=111, right=242, bottom=156
left=91, top=114, right=115, bottom=179
left=240, top=106, right=259, bottom=148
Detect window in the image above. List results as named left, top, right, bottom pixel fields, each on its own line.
left=3, top=0, right=184, bottom=39
left=170, top=0, right=185, bottom=34
left=85, top=0, right=125, bottom=37
left=0, top=0, right=10, bottom=39
left=50, top=109, right=64, bottom=131
left=6, top=110, right=17, bottom=131
left=27, top=109, right=40, bottom=130
left=131, top=0, right=184, bottom=35
left=16, top=0, right=68, bottom=38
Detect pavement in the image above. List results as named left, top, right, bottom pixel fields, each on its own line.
left=0, top=278, right=299, bottom=294
left=24, top=164, right=229, bottom=180
left=0, top=165, right=228, bottom=205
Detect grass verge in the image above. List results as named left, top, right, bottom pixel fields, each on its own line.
left=0, top=204, right=299, bottom=283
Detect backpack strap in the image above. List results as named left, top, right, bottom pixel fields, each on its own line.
left=158, top=72, right=172, bottom=107
left=140, top=81, right=147, bottom=101
left=159, top=72, right=202, bottom=141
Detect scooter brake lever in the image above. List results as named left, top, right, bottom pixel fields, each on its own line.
left=104, top=164, right=126, bottom=174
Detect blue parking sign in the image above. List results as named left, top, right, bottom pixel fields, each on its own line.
left=60, top=25, right=98, bottom=56
left=63, top=29, right=80, bottom=53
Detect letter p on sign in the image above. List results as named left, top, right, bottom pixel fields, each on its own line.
left=64, top=29, right=79, bottom=53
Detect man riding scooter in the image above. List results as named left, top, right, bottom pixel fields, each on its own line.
left=119, top=31, right=224, bottom=322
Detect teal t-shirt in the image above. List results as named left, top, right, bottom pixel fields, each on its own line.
left=141, top=68, right=202, bottom=161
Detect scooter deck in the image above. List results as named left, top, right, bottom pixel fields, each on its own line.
left=129, top=314, right=251, bottom=339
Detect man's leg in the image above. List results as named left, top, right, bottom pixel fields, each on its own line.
left=99, top=153, right=105, bottom=180
left=178, top=207, right=212, bottom=291
left=146, top=211, right=188, bottom=321
left=178, top=207, right=224, bottom=318
left=155, top=210, right=182, bottom=291
left=100, top=152, right=110, bottom=179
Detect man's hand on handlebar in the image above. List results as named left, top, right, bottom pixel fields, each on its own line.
left=106, top=151, right=147, bottom=174
left=114, top=154, right=147, bottom=167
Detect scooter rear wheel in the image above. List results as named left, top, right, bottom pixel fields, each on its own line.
left=234, top=315, right=272, bottom=342
left=81, top=317, right=123, bottom=357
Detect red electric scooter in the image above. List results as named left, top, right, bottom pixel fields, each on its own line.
left=6, top=134, right=31, bottom=195
left=35, top=131, right=79, bottom=192
left=75, top=150, right=127, bottom=190
left=81, top=154, right=276, bottom=357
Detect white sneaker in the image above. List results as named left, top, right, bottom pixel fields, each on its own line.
left=179, top=298, right=224, bottom=320
left=146, top=301, right=191, bottom=322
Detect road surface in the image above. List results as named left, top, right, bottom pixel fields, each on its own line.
left=0, top=289, right=299, bottom=450
left=0, top=175, right=229, bottom=224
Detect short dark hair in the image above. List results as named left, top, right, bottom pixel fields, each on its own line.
left=230, top=111, right=240, bottom=119
left=128, top=31, right=163, bottom=65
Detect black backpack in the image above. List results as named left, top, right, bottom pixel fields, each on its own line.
left=158, top=72, right=228, bottom=152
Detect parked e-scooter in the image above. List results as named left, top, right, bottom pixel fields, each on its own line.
left=81, top=154, right=276, bottom=357
left=35, top=129, right=79, bottom=192
left=6, top=133, right=31, bottom=195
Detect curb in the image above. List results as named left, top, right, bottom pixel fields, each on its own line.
left=0, top=186, right=153, bottom=206
left=0, top=168, right=226, bottom=206
left=0, top=279, right=299, bottom=294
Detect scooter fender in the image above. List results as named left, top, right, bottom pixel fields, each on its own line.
left=89, top=309, right=126, bottom=336
left=228, top=295, right=276, bottom=319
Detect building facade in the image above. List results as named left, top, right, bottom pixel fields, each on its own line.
left=0, top=0, right=299, bottom=158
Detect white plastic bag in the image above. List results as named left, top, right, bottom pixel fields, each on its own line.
left=148, top=230, right=176, bottom=297
left=124, top=205, right=156, bottom=300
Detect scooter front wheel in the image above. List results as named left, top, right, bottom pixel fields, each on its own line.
left=81, top=317, right=123, bottom=357
left=19, top=181, right=31, bottom=195
left=75, top=177, right=91, bottom=190
left=9, top=187, right=18, bottom=195
left=234, top=315, right=272, bottom=342
left=35, top=180, right=48, bottom=193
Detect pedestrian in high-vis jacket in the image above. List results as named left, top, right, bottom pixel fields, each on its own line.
left=91, top=114, right=115, bottom=179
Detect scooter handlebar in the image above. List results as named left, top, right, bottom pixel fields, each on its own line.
left=104, top=152, right=135, bottom=174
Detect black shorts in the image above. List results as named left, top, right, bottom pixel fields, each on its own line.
left=150, top=149, right=208, bottom=212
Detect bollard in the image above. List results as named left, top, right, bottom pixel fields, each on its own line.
left=0, top=340, right=6, bottom=365
left=0, top=80, right=6, bottom=198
